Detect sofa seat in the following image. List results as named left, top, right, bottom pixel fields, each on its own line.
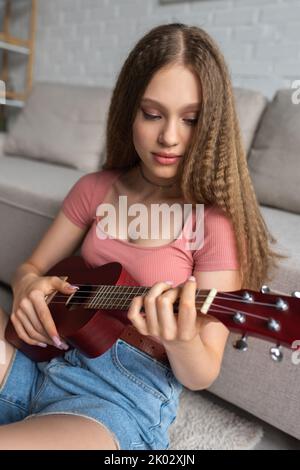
left=0, top=153, right=86, bottom=285
left=0, top=153, right=86, bottom=217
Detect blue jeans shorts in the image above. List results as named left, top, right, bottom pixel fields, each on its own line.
left=0, top=339, right=183, bottom=450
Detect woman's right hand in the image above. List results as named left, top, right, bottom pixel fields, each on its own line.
left=11, top=274, right=79, bottom=349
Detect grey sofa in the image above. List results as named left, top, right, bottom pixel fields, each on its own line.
left=0, top=82, right=299, bottom=440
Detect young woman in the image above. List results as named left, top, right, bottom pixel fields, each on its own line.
left=0, top=23, right=282, bottom=450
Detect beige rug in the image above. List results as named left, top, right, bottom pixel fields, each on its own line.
left=169, top=389, right=263, bottom=450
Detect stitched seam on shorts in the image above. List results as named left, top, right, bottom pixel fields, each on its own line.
left=46, top=361, right=69, bottom=371
left=29, top=361, right=70, bottom=412
left=0, top=395, right=27, bottom=412
left=112, top=342, right=168, bottom=402
left=130, top=440, right=147, bottom=450
left=150, top=388, right=173, bottom=436
left=130, top=395, right=174, bottom=450
left=148, top=378, right=180, bottom=450
left=29, top=373, right=49, bottom=413
left=24, top=412, right=121, bottom=450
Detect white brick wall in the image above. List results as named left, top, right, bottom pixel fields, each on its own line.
left=4, top=0, right=300, bottom=100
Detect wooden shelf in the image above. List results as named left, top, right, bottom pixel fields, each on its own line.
left=0, top=32, right=30, bottom=49
left=0, top=39, right=30, bottom=54
left=0, top=0, right=36, bottom=107
left=5, top=90, right=27, bottom=101
left=1, top=98, right=24, bottom=108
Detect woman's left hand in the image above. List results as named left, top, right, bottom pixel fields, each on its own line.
left=127, top=276, right=201, bottom=346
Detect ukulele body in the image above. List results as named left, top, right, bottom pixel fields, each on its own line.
left=5, top=256, right=136, bottom=362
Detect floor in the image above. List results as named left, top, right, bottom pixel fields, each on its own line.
left=203, top=391, right=300, bottom=450
left=254, top=421, right=300, bottom=450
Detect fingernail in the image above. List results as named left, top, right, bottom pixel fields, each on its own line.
left=52, top=335, right=68, bottom=350
left=52, top=335, right=62, bottom=347
left=165, top=281, right=174, bottom=285
left=69, top=285, right=79, bottom=290
left=188, top=276, right=196, bottom=282
left=37, top=342, right=48, bottom=348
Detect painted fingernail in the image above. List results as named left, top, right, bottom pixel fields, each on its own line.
left=165, top=281, right=174, bottom=285
left=52, top=335, right=62, bottom=347
left=188, top=276, right=196, bottom=282
left=37, top=342, right=48, bottom=348
left=52, top=335, right=69, bottom=350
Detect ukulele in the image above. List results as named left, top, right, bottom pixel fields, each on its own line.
left=5, top=255, right=300, bottom=363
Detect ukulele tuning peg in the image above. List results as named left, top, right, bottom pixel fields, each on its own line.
left=276, top=298, right=288, bottom=311
left=291, top=291, right=300, bottom=298
left=267, top=317, right=281, bottom=332
left=261, top=285, right=270, bottom=294
left=242, top=291, right=254, bottom=302
left=233, top=334, right=248, bottom=352
left=269, top=343, right=283, bottom=362
left=233, top=311, right=246, bottom=325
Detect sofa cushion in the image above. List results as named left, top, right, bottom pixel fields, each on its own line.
left=0, top=153, right=86, bottom=217
left=0, top=153, right=86, bottom=285
left=248, top=89, right=300, bottom=214
left=233, top=87, right=267, bottom=156
left=3, top=82, right=112, bottom=172
left=259, top=205, right=300, bottom=294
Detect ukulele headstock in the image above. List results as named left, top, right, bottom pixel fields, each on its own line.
left=203, top=286, right=300, bottom=362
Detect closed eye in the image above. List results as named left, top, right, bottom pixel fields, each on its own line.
left=141, top=110, right=198, bottom=126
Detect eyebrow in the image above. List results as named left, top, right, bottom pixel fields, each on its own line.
left=141, top=97, right=200, bottom=112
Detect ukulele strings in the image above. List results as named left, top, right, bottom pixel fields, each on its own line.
left=51, top=286, right=278, bottom=309
left=49, top=288, right=279, bottom=322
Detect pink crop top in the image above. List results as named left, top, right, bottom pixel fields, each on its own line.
left=61, top=170, right=239, bottom=287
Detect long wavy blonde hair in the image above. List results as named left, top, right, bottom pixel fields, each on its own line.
left=102, top=23, right=285, bottom=290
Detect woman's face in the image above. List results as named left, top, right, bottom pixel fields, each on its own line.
left=132, top=64, right=202, bottom=184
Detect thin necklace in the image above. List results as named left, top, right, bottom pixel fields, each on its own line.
left=139, top=165, right=176, bottom=189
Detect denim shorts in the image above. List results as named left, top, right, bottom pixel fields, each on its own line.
left=0, top=339, right=183, bottom=450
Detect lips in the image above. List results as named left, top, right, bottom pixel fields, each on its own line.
left=152, top=153, right=182, bottom=165
left=152, top=153, right=182, bottom=158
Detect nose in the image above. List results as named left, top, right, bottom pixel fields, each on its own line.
left=158, top=119, right=180, bottom=147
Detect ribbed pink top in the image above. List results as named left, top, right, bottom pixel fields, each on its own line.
left=62, top=170, right=239, bottom=287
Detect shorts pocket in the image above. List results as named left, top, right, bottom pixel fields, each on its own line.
left=112, top=339, right=174, bottom=403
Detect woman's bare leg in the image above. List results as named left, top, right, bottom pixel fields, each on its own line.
left=0, top=307, right=15, bottom=387
left=0, top=414, right=119, bottom=450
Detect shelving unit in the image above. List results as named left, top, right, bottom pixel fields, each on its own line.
left=0, top=0, right=37, bottom=108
